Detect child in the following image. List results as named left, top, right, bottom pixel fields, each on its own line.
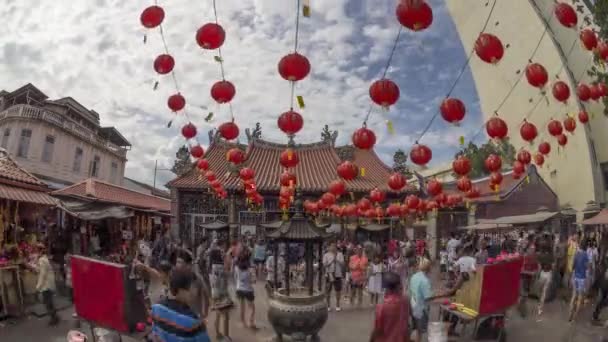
left=368, top=255, right=384, bottom=305
left=369, top=272, right=409, bottom=342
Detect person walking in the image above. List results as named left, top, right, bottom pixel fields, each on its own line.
left=410, top=259, right=433, bottom=342
left=569, top=240, right=590, bottom=323
left=592, top=254, right=608, bottom=325
left=323, top=242, right=345, bottom=311
left=368, top=255, right=384, bottom=306
left=253, top=238, right=267, bottom=279
left=536, top=244, right=554, bottom=320
left=349, top=246, right=368, bottom=308
left=369, top=272, right=410, bottom=342
left=209, top=243, right=234, bottom=341
left=235, top=250, right=256, bottom=330
left=35, top=244, right=59, bottom=326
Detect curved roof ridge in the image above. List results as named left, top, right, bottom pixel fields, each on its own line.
left=251, top=137, right=334, bottom=150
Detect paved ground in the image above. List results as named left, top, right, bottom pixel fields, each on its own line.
left=2, top=271, right=608, bottom=341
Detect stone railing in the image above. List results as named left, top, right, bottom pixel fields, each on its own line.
left=0, top=104, right=127, bottom=158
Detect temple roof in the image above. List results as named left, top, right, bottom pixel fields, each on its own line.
left=168, top=137, right=412, bottom=194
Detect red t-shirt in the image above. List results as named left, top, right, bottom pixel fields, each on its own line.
left=388, top=240, right=398, bottom=256
left=374, top=293, right=410, bottom=342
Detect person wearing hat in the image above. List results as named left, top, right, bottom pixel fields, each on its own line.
left=35, top=244, right=59, bottom=326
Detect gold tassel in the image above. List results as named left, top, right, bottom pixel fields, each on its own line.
left=361, top=167, right=366, bottom=177
left=525, top=176, right=530, bottom=184
left=297, top=95, right=305, bottom=109
left=288, top=149, right=293, bottom=160
left=302, top=0, right=311, bottom=17
left=459, top=136, right=465, bottom=146
left=386, top=120, right=395, bottom=135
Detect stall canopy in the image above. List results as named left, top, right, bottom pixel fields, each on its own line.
left=57, top=200, right=134, bottom=220
left=0, top=149, right=56, bottom=206
left=581, top=209, right=608, bottom=225
left=357, top=223, right=390, bottom=232
left=460, top=220, right=513, bottom=230
left=494, top=210, right=558, bottom=225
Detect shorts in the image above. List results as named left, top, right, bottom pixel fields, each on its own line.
left=236, top=290, right=255, bottom=302
left=440, top=264, right=447, bottom=273
left=412, top=311, right=429, bottom=334
left=326, top=277, right=343, bottom=293
left=350, top=282, right=364, bottom=289
left=254, top=258, right=265, bottom=265
left=573, top=277, right=587, bottom=295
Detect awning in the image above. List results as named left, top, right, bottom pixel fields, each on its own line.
left=494, top=211, right=558, bottom=225
left=199, top=220, right=228, bottom=230
left=581, top=209, right=608, bottom=225
left=459, top=222, right=513, bottom=230
left=58, top=200, right=134, bottom=220
left=0, top=183, right=57, bottom=206
left=358, top=223, right=390, bottom=232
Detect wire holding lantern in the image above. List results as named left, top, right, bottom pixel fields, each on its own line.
left=210, top=0, right=236, bottom=122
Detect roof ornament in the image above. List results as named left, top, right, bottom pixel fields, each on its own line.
left=245, top=122, right=262, bottom=142
left=321, top=125, right=338, bottom=146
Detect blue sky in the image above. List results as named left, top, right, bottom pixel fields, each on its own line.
left=0, top=0, right=484, bottom=186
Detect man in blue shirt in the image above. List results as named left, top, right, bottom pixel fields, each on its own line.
left=410, top=258, right=433, bottom=342
left=568, top=240, right=590, bottom=322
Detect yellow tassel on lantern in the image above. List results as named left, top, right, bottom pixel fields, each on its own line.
left=386, top=120, right=395, bottom=135
left=361, top=167, right=366, bottom=177
left=297, top=95, right=305, bottom=109
left=525, top=176, right=530, bottom=184
left=459, top=136, right=465, bottom=146
left=288, top=149, right=293, bottom=160
left=465, top=200, right=470, bottom=209
left=302, top=0, right=311, bottom=17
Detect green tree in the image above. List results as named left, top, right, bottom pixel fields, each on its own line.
left=392, top=149, right=413, bottom=178
left=171, top=145, right=192, bottom=176
left=454, top=139, right=516, bottom=178
left=589, top=0, right=608, bottom=115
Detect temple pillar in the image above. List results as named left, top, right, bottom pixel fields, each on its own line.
left=467, top=203, right=477, bottom=227
left=426, top=210, right=438, bottom=261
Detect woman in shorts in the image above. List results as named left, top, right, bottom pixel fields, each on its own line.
left=235, top=251, right=257, bottom=329
left=209, top=243, right=233, bottom=340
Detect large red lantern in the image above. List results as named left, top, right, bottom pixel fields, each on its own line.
left=278, top=53, right=311, bottom=81
left=520, top=120, right=538, bottom=143
left=239, top=167, right=254, bottom=181
left=534, top=153, right=545, bottom=167
left=369, top=79, right=400, bottom=108
left=578, top=111, right=589, bottom=124
left=554, top=2, right=578, bottom=28
left=344, top=204, right=357, bottom=217
left=452, top=156, right=471, bottom=176
left=557, top=134, right=568, bottom=146
left=280, top=186, right=294, bottom=199
left=564, top=117, right=576, bottom=133
left=538, top=141, right=551, bottom=155
left=486, top=116, right=508, bottom=139
left=547, top=120, right=563, bottom=137
left=410, top=144, right=432, bottom=166
left=490, top=172, right=503, bottom=186
left=154, top=54, right=174, bottom=75
left=598, top=83, right=608, bottom=97
left=388, top=173, right=407, bottom=191
left=525, top=63, right=548, bottom=88
left=405, top=195, right=420, bottom=209
left=447, top=194, right=463, bottom=207
left=197, top=159, right=209, bottom=171
left=277, top=110, right=304, bottom=135
left=426, top=201, right=439, bottom=211
left=485, top=154, right=502, bottom=172
left=590, top=84, right=602, bottom=101
left=280, top=149, right=299, bottom=168
left=552, top=81, right=570, bottom=103
left=434, top=193, right=447, bottom=206
left=328, top=180, right=346, bottom=196
left=577, top=83, right=591, bottom=102
left=474, top=33, right=504, bottom=64
left=337, top=161, right=358, bottom=181
left=395, top=0, right=433, bottom=31
left=517, top=150, right=532, bottom=165
left=580, top=29, right=598, bottom=51
left=211, top=80, right=236, bottom=104
left=599, top=41, right=608, bottom=61
left=181, top=123, right=197, bottom=139
left=280, top=171, right=297, bottom=187
left=387, top=203, right=401, bottom=218
left=440, top=98, right=466, bottom=124
left=369, top=188, right=386, bottom=203
left=168, top=93, right=186, bottom=112
left=426, top=179, right=442, bottom=196
left=357, top=198, right=372, bottom=211
left=466, top=187, right=481, bottom=199
left=195, top=23, right=225, bottom=50
left=205, top=171, right=216, bottom=182
left=190, top=145, right=204, bottom=159
left=140, top=6, right=165, bottom=28
left=226, top=148, right=245, bottom=165
left=513, top=160, right=525, bottom=175
left=457, top=176, right=472, bottom=193
left=352, top=126, right=376, bottom=150
left=218, top=121, right=239, bottom=140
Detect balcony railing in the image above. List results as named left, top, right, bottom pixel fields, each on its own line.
left=0, top=104, right=127, bottom=158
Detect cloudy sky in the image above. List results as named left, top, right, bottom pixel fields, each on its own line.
left=0, top=0, right=485, bottom=187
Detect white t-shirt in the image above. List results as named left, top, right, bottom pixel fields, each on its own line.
left=323, top=252, right=345, bottom=278
left=456, top=256, right=477, bottom=274
left=447, top=239, right=460, bottom=260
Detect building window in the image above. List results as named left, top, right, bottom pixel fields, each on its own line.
left=90, top=155, right=101, bottom=178
left=1, top=128, right=10, bottom=149
left=41, top=135, right=55, bottom=163
left=16, top=129, right=32, bottom=158
left=73, top=147, right=83, bottom=173
left=110, top=162, right=118, bottom=183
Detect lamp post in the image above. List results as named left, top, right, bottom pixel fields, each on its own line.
left=153, top=160, right=172, bottom=191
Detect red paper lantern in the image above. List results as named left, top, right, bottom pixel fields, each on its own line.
left=196, top=23, right=225, bottom=50
left=426, top=200, right=439, bottom=211
left=538, top=141, right=551, bottom=155
left=337, top=161, right=358, bottom=181
left=328, top=180, right=346, bottom=196
left=590, top=84, right=602, bottom=101
left=525, top=63, right=548, bottom=88
left=364, top=208, right=376, bottom=219
left=517, top=150, right=532, bottom=165
left=395, top=0, right=433, bottom=31
left=211, top=80, right=236, bottom=104
left=580, top=29, right=598, bottom=51
left=369, top=79, right=400, bottom=108
left=435, top=193, right=447, bottom=206
left=239, top=167, right=254, bottom=181
left=387, top=203, right=401, bottom=218
left=369, top=188, right=386, bottom=203
left=181, top=123, right=197, bottom=139
left=598, top=83, right=608, bottom=97
left=599, top=41, right=608, bottom=61
left=218, top=121, right=239, bottom=140
left=486, top=116, right=508, bottom=139
left=226, top=148, right=245, bottom=165
left=278, top=53, right=311, bottom=82
left=456, top=176, right=472, bottom=192
left=344, top=204, right=357, bottom=217
left=243, top=179, right=256, bottom=191
left=197, top=159, right=209, bottom=171
left=352, top=126, right=376, bottom=150
left=447, top=194, right=462, bottom=207
left=277, top=110, right=304, bottom=135
left=547, top=120, right=563, bottom=137
left=280, top=171, right=297, bottom=187
left=168, top=93, right=186, bottom=112
left=485, top=154, right=502, bottom=172
left=513, top=160, right=525, bottom=175
left=190, top=145, right=204, bottom=159
left=140, top=6, right=165, bottom=29
left=557, top=134, right=568, bottom=146
left=280, top=186, right=294, bottom=199
left=210, top=180, right=221, bottom=190
left=427, top=179, right=442, bottom=196
left=280, top=148, right=299, bottom=168
left=405, top=195, right=420, bottom=209
left=205, top=171, right=216, bottom=182
left=552, top=81, right=570, bottom=103
left=452, top=156, right=471, bottom=176
left=474, top=33, right=504, bottom=64
left=440, top=98, right=466, bottom=124
left=410, top=144, right=432, bottom=166
left=577, top=83, right=591, bottom=102
left=490, top=172, right=503, bottom=185
left=578, top=111, right=589, bottom=124
left=388, top=173, right=407, bottom=191
left=154, top=54, right=174, bottom=75
left=564, top=117, right=576, bottom=133
left=534, top=153, right=545, bottom=167
left=466, top=187, right=480, bottom=199
left=520, top=120, right=538, bottom=143
left=554, top=2, right=578, bottom=28
left=357, top=198, right=372, bottom=211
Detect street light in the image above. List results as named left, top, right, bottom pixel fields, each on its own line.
left=153, top=160, right=173, bottom=191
